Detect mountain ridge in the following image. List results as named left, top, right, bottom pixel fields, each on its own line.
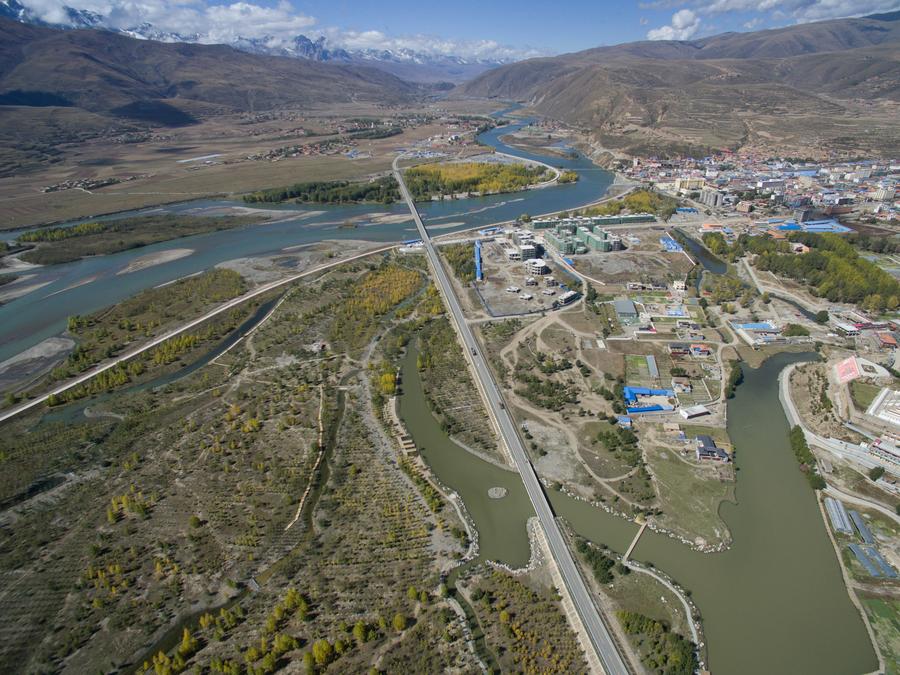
left=0, top=0, right=505, bottom=82
left=0, top=17, right=418, bottom=123
left=458, top=12, right=900, bottom=158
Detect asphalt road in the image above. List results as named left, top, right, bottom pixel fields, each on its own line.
left=393, top=157, right=630, bottom=675
left=778, top=363, right=899, bottom=477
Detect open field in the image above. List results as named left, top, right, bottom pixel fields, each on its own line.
left=572, top=246, right=694, bottom=287
left=0, top=104, right=460, bottom=230
left=851, top=380, right=883, bottom=412
left=643, top=441, right=734, bottom=547
left=862, top=596, right=900, bottom=674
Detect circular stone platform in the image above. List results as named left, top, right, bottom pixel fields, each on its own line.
left=487, top=487, right=508, bottom=499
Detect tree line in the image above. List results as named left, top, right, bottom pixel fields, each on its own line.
left=703, top=231, right=900, bottom=312
left=243, top=176, right=400, bottom=205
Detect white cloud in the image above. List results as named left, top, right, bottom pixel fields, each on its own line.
left=321, top=28, right=542, bottom=61
left=646, top=8, right=701, bottom=39
left=17, top=0, right=541, bottom=61
left=650, top=0, right=900, bottom=24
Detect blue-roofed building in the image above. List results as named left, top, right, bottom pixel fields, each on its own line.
left=849, top=510, right=874, bottom=545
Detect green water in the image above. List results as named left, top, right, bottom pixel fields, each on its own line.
left=398, top=348, right=878, bottom=675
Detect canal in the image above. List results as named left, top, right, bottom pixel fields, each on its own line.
left=398, top=347, right=878, bottom=675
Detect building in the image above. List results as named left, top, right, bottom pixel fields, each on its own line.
left=675, top=178, right=705, bottom=192
left=519, top=243, right=537, bottom=259
left=554, top=290, right=580, bottom=308
left=873, top=186, right=896, bottom=202
left=690, top=344, right=712, bottom=357
left=505, top=247, right=521, bottom=262
left=680, top=404, right=710, bottom=419
left=696, top=435, right=730, bottom=462
left=525, top=258, right=549, bottom=276
left=671, top=377, right=692, bottom=394
left=613, top=299, right=638, bottom=321
left=835, top=322, right=860, bottom=337
left=668, top=343, right=691, bottom=357
left=824, top=497, right=854, bottom=535
left=878, top=333, right=898, bottom=349
left=699, top=188, right=725, bottom=208
left=869, top=438, right=900, bottom=466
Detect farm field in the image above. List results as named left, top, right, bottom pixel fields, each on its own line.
left=0, top=104, right=453, bottom=230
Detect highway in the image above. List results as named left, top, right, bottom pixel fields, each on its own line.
left=392, top=156, right=630, bottom=675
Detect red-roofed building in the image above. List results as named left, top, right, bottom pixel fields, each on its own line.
left=878, top=333, right=898, bottom=349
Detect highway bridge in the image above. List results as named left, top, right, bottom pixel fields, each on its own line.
left=392, top=155, right=630, bottom=675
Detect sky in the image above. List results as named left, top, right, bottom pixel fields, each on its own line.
left=17, top=0, right=900, bottom=60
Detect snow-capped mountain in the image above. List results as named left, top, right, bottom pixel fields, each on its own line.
left=0, top=0, right=507, bottom=81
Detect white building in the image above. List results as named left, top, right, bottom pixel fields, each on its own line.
left=873, top=186, right=896, bottom=202
left=525, top=258, right=550, bottom=275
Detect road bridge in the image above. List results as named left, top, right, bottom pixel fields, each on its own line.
left=393, top=155, right=630, bottom=675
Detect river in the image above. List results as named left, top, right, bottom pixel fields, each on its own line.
left=0, top=113, right=611, bottom=365
left=398, top=347, right=878, bottom=675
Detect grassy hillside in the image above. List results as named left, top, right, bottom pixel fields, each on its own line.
left=457, top=14, right=900, bottom=157
left=0, top=18, right=415, bottom=125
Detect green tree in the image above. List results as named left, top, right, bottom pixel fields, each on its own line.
left=312, top=639, right=333, bottom=666
left=352, top=620, right=368, bottom=644
left=869, top=466, right=885, bottom=481
left=392, top=612, right=407, bottom=632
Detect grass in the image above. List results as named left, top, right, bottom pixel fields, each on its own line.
left=680, top=425, right=732, bottom=448
left=862, top=597, right=900, bottom=674
left=415, top=317, right=503, bottom=462
left=850, top=381, right=882, bottom=411
left=602, top=569, right=691, bottom=639
left=644, top=445, right=734, bottom=545
left=625, top=354, right=651, bottom=380
left=576, top=420, right=637, bottom=479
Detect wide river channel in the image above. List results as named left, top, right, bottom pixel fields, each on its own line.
left=2, top=106, right=879, bottom=673
left=0, top=110, right=611, bottom=363
left=399, top=346, right=877, bottom=675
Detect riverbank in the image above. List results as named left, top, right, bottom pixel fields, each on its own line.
left=400, top=337, right=878, bottom=674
